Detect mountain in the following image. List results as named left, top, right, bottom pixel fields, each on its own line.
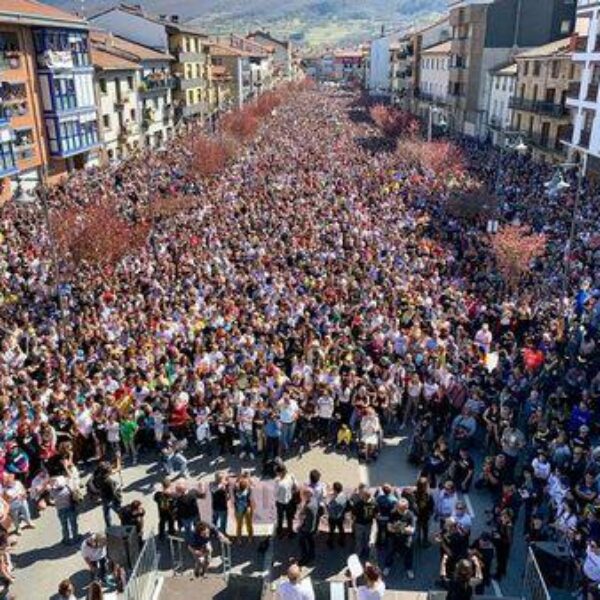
left=46, top=0, right=447, bottom=46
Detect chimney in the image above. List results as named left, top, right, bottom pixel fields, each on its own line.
left=170, top=15, right=179, bottom=23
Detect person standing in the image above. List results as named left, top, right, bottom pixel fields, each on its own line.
left=174, top=482, right=203, bottom=540
left=350, top=484, right=376, bottom=561
left=274, top=465, right=298, bottom=537
left=414, top=477, right=434, bottom=547
left=153, top=479, right=176, bottom=540
left=237, top=398, right=256, bottom=460
left=327, top=481, right=347, bottom=548
left=209, top=472, right=230, bottom=535
left=92, top=463, right=122, bottom=529
left=384, top=498, right=415, bottom=579
left=278, top=396, right=299, bottom=454
left=81, top=533, right=108, bottom=583
left=3, top=474, right=34, bottom=536
left=49, top=476, right=79, bottom=545
left=233, top=473, right=254, bottom=543
left=297, top=488, right=318, bottom=566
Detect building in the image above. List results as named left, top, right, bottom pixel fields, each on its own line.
left=446, top=0, right=576, bottom=137
left=409, top=17, right=451, bottom=112
left=0, top=0, right=101, bottom=198
left=332, top=49, right=364, bottom=84
left=90, top=5, right=212, bottom=124
left=511, top=38, right=577, bottom=163
left=415, top=40, right=451, bottom=123
left=486, top=62, right=517, bottom=145
left=566, top=1, right=600, bottom=175
left=92, top=33, right=174, bottom=151
left=389, top=38, right=414, bottom=103
left=91, top=33, right=141, bottom=163
left=247, top=30, right=293, bottom=82
left=226, top=35, right=274, bottom=98
left=210, top=43, right=252, bottom=110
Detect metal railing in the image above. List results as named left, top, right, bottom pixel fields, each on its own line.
left=168, top=533, right=232, bottom=580
left=522, top=546, right=551, bottom=600
left=123, top=535, right=161, bottom=600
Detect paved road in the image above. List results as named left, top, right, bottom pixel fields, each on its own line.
left=15, top=436, right=526, bottom=600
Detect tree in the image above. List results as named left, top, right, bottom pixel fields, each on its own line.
left=221, top=106, right=259, bottom=142
left=370, top=104, right=420, bottom=138
left=50, top=200, right=149, bottom=270
left=148, top=194, right=198, bottom=220
left=188, top=134, right=235, bottom=178
left=398, top=139, right=466, bottom=181
left=490, top=224, right=546, bottom=290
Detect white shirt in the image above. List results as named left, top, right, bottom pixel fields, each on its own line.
left=107, top=421, right=120, bottom=443
left=357, top=580, right=386, bottom=600
left=584, top=548, right=600, bottom=582
left=278, top=579, right=315, bottom=600
left=317, top=396, right=334, bottom=419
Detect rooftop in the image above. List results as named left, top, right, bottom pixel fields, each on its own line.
left=91, top=43, right=140, bottom=71
left=91, top=30, right=173, bottom=62
left=492, top=62, right=517, bottom=76
left=421, top=40, right=452, bottom=54
left=514, top=37, right=571, bottom=59
left=0, top=0, right=84, bottom=27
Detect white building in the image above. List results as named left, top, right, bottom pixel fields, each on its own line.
left=486, top=63, right=516, bottom=144
left=367, top=35, right=392, bottom=95
left=91, top=38, right=141, bottom=163
left=566, top=0, right=600, bottom=174
left=416, top=41, right=451, bottom=124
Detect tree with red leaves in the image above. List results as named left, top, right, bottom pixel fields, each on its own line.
left=398, top=139, right=467, bottom=181
left=253, top=91, right=283, bottom=118
left=148, top=194, right=198, bottom=220
left=188, top=134, right=236, bottom=178
left=370, top=104, right=420, bottom=138
left=221, top=106, right=259, bottom=142
left=50, top=200, right=149, bottom=269
left=490, top=224, right=546, bottom=290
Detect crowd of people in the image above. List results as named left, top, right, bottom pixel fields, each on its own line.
left=0, top=83, right=598, bottom=600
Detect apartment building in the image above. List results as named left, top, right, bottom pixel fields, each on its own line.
left=416, top=41, right=451, bottom=122
left=410, top=17, right=451, bottom=112
left=247, top=30, right=293, bottom=83
left=0, top=0, right=101, bottom=197
left=446, top=0, right=575, bottom=137
left=566, top=0, right=600, bottom=175
left=91, top=34, right=141, bottom=163
left=210, top=43, right=253, bottom=109
left=90, top=5, right=212, bottom=124
left=389, top=38, right=414, bottom=103
left=226, top=35, right=275, bottom=99
left=511, top=39, right=577, bottom=163
left=486, top=62, right=517, bottom=144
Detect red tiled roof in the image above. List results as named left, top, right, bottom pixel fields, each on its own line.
left=0, top=0, right=83, bottom=23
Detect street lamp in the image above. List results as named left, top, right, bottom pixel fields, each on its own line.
left=544, top=161, right=585, bottom=292
left=427, top=105, right=447, bottom=142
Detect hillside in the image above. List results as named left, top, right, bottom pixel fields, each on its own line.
left=46, top=0, right=446, bottom=46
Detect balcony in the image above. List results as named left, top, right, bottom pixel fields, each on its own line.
left=178, top=76, right=204, bottom=90
left=508, top=96, right=568, bottom=117
left=139, top=74, right=175, bottom=94
left=114, top=94, right=131, bottom=110
left=0, top=33, right=21, bottom=71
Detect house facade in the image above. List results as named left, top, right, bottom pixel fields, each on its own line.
left=486, top=62, right=517, bottom=144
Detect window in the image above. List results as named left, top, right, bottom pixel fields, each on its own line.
left=196, top=89, right=202, bottom=103
left=533, top=61, right=541, bottom=76
left=185, top=64, right=192, bottom=79
left=99, top=78, right=107, bottom=94
left=523, top=61, right=529, bottom=76
left=127, top=76, right=134, bottom=90
left=130, top=108, right=136, bottom=120
left=103, top=114, right=110, bottom=128
left=185, top=38, right=191, bottom=52
left=551, top=60, right=560, bottom=78
left=195, top=64, right=201, bottom=77
left=187, top=90, right=194, bottom=104
left=54, top=77, right=77, bottom=112
left=495, top=78, right=500, bottom=90
left=502, top=77, right=507, bottom=91
left=560, top=19, right=571, bottom=34
left=0, top=141, right=15, bottom=172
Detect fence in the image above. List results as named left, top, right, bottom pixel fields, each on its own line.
left=168, top=533, right=231, bottom=580
left=123, top=535, right=161, bottom=600
left=522, top=546, right=551, bottom=600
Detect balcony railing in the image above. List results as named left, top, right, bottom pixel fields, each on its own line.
left=139, top=75, right=176, bottom=93
left=508, top=96, right=568, bottom=117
